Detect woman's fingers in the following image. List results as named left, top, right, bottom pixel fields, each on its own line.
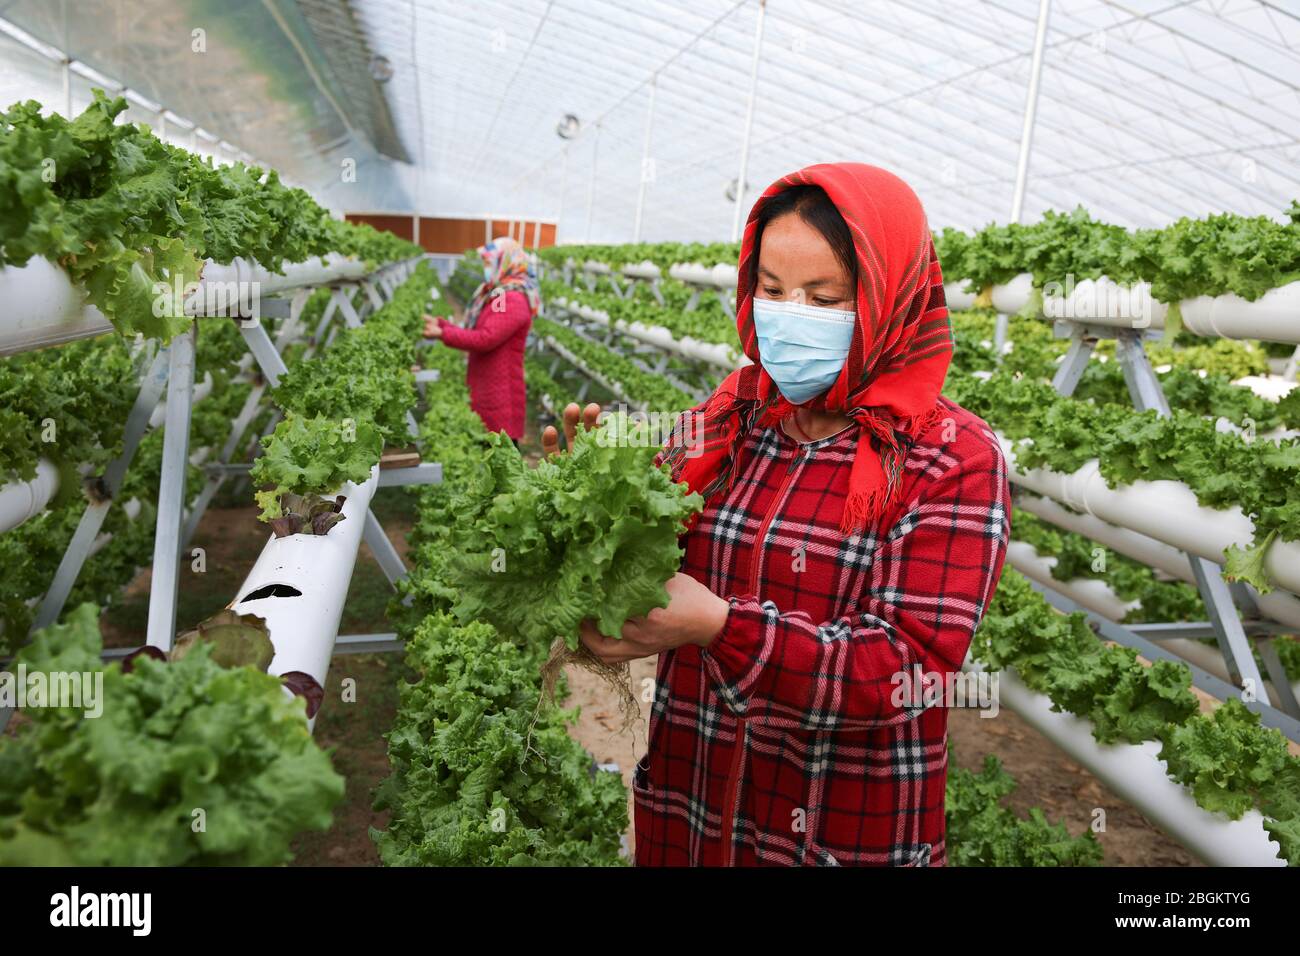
left=580, top=621, right=639, bottom=663
left=562, top=403, right=582, bottom=449
left=541, top=424, right=561, bottom=458
left=546, top=403, right=603, bottom=458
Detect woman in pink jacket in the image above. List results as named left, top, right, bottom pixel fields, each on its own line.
left=423, top=236, right=539, bottom=442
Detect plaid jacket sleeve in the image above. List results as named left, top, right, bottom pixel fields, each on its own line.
left=699, top=444, right=1009, bottom=731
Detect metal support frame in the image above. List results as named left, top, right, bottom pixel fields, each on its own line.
left=30, top=347, right=171, bottom=632
left=1116, top=329, right=1171, bottom=416
left=1031, top=580, right=1300, bottom=744
left=8, top=258, right=428, bottom=693
left=362, top=510, right=408, bottom=587
left=716, top=288, right=737, bottom=321
left=1050, top=323, right=1097, bottom=396
left=179, top=378, right=267, bottom=551
left=145, top=324, right=196, bottom=650
left=1041, top=313, right=1294, bottom=717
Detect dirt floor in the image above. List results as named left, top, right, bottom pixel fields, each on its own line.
left=88, top=406, right=1197, bottom=867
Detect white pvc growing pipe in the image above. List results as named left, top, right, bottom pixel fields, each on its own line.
left=1016, top=493, right=1300, bottom=632
left=1005, top=273, right=1300, bottom=345
left=1233, top=374, right=1297, bottom=403
left=556, top=297, right=742, bottom=369
left=0, top=458, right=60, bottom=534
left=667, top=262, right=738, bottom=290
left=0, top=257, right=113, bottom=356
left=965, top=661, right=1286, bottom=867
left=228, top=465, right=378, bottom=729
left=621, top=261, right=662, bottom=281
left=1, top=255, right=375, bottom=356
left=944, top=283, right=978, bottom=311
left=192, top=253, right=367, bottom=306
left=1000, top=437, right=1300, bottom=596
left=1042, top=276, right=1167, bottom=331
left=1182, top=281, right=1300, bottom=345
left=990, top=272, right=1035, bottom=315
left=1005, top=540, right=1139, bottom=620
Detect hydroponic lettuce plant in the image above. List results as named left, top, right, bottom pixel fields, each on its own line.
left=971, top=569, right=1299, bottom=863
left=945, top=751, right=1103, bottom=867
left=270, top=264, right=433, bottom=447
left=0, top=604, right=344, bottom=865
left=371, top=612, right=628, bottom=866
left=0, top=91, right=419, bottom=342
left=441, top=419, right=701, bottom=651
left=1158, top=699, right=1300, bottom=864
left=249, top=412, right=382, bottom=522
left=933, top=201, right=1300, bottom=303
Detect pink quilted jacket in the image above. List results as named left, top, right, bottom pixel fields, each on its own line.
left=437, top=289, right=533, bottom=439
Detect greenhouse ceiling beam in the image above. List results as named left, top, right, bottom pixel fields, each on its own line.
left=968, top=0, right=1300, bottom=212
left=747, top=0, right=1274, bottom=222
left=1009, top=0, right=1051, bottom=224
left=1132, top=0, right=1300, bottom=106
left=804, top=0, right=1262, bottom=222
left=511, top=68, right=1018, bottom=233
left=465, top=0, right=556, bottom=175
left=646, top=70, right=1185, bottom=231
left=0, top=14, right=266, bottom=168
left=731, top=0, right=767, bottom=242
left=499, top=0, right=751, bottom=194
left=652, top=1, right=1194, bottom=227
left=632, top=77, right=658, bottom=243
left=260, top=0, right=358, bottom=155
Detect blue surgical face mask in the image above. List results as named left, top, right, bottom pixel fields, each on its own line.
left=751, top=296, right=856, bottom=404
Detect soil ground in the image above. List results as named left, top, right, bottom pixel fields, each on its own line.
left=90, top=406, right=1196, bottom=867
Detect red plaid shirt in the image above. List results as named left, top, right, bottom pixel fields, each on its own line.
left=634, top=398, right=1009, bottom=866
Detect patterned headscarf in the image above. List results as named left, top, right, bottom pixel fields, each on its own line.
left=465, top=235, right=541, bottom=327
left=662, top=163, right=952, bottom=534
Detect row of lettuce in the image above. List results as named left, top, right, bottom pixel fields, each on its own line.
left=373, top=284, right=632, bottom=865
left=534, top=253, right=1300, bottom=864
left=0, top=260, right=435, bottom=863
left=0, top=92, right=421, bottom=343
left=537, top=199, right=1300, bottom=305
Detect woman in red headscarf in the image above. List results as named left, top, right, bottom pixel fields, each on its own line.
left=543, top=164, right=1010, bottom=867
left=424, top=236, right=538, bottom=443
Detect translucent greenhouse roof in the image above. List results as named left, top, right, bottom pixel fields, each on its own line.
left=2, top=0, right=1299, bottom=242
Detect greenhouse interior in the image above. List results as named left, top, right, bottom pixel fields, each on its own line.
left=1, top=0, right=1300, bottom=895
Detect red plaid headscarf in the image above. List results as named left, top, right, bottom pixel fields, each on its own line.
left=664, top=163, right=952, bottom=533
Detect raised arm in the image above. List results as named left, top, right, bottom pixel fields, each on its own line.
left=439, top=290, right=532, bottom=353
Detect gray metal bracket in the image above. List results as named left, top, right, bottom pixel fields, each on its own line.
left=715, top=288, right=736, bottom=320
left=1030, top=579, right=1300, bottom=744
left=29, top=346, right=172, bottom=633
left=145, top=323, right=197, bottom=650
left=1044, top=314, right=1292, bottom=715
left=1116, top=329, right=1171, bottom=416
left=1050, top=324, right=1097, bottom=397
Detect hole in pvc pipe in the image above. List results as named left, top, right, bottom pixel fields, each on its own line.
left=239, top=583, right=303, bottom=602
